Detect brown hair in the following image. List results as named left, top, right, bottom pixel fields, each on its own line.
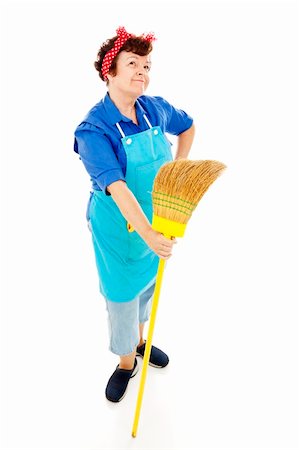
left=94, top=36, right=153, bottom=82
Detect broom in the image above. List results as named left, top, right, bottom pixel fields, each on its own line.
left=131, top=159, right=226, bottom=438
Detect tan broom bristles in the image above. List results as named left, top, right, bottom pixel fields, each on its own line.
left=152, top=159, right=226, bottom=224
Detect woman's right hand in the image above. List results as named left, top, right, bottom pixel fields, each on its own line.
left=144, top=228, right=177, bottom=260
left=108, top=182, right=178, bottom=259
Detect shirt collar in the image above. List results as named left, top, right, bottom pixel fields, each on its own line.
left=103, top=92, right=146, bottom=125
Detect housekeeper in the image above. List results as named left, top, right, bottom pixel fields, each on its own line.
left=74, top=26, right=195, bottom=402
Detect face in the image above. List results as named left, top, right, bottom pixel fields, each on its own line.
left=107, top=51, right=152, bottom=97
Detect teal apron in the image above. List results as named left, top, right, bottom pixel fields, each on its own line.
left=88, top=114, right=173, bottom=302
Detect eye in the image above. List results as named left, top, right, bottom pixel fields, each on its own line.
left=144, top=65, right=151, bottom=72
left=129, top=61, right=136, bottom=66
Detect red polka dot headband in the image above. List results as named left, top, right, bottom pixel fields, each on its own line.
left=101, top=26, right=156, bottom=81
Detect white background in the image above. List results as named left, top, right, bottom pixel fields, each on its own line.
left=1, top=0, right=298, bottom=449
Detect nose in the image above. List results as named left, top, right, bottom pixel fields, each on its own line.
left=137, top=64, right=145, bottom=76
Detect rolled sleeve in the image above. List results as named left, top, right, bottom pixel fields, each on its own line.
left=74, top=123, right=125, bottom=195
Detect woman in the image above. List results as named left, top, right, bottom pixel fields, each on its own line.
left=74, top=26, right=195, bottom=402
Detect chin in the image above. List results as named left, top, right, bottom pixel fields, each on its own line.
left=133, top=87, right=145, bottom=96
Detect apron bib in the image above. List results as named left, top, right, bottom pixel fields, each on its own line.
left=88, top=114, right=173, bottom=302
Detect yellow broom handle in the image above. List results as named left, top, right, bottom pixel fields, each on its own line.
left=131, top=257, right=166, bottom=438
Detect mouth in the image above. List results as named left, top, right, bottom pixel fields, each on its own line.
left=132, top=80, right=145, bottom=83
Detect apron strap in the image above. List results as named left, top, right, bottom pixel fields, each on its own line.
left=143, top=114, right=153, bottom=129
left=115, top=114, right=153, bottom=138
left=116, top=122, right=126, bottom=138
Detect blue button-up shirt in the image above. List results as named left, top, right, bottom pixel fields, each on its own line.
left=74, top=93, right=193, bottom=194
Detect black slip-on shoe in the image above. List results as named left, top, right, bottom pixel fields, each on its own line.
left=105, top=358, right=138, bottom=403
left=136, top=341, right=169, bottom=368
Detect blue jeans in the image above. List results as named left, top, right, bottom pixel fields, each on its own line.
left=104, top=281, right=156, bottom=356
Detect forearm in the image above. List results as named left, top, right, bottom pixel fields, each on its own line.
left=174, top=123, right=195, bottom=160
left=107, top=180, right=152, bottom=240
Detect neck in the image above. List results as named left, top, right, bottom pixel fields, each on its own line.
left=108, top=90, right=137, bottom=119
